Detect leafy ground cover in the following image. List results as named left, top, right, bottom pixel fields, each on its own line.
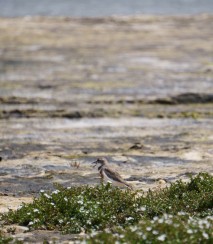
left=0, top=173, right=212, bottom=243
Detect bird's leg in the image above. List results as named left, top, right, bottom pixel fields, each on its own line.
left=100, top=177, right=104, bottom=184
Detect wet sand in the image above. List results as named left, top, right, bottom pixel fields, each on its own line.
left=0, top=15, right=213, bottom=242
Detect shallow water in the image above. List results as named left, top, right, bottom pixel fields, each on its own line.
left=0, top=0, right=213, bottom=17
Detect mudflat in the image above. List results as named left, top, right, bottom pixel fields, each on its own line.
left=0, top=15, right=213, bottom=242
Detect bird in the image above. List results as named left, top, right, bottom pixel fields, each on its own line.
left=92, top=157, right=133, bottom=190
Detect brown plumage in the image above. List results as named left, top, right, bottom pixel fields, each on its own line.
left=92, top=157, right=133, bottom=190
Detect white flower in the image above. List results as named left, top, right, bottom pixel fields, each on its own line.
left=126, top=217, right=134, bottom=221
left=52, top=190, right=60, bottom=194
left=129, top=226, right=137, bottom=232
left=187, top=229, right=193, bottom=234
left=67, top=187, right=71, bottom=189
left=178, top=211, right=186, bottom=216
left=27, top=212, right=31, bottom=215
left=79, top=207, right=84, bottom=212
left=206, top=216, right=213, bottom=221
left=153, top=216, right=159, bottom=221
left=152, top=230, right=159, bottom=235
left=142, top=234, right=147, bottom=240
left=17, top=205, right=23, bottom=210
left=202, top=232, right=209, bottom=239
left=146, top=227, right=152, bottom=231
left=137, top=231, right=143, bottom=236
left=50, top=202, right=55, bottom=206
left=40, top=189, right=44, bottom=193
left=157, top=234, right=166, bottom=241
left=44, top=193, right=51, bottom=199
left=64, top=197, right=68, bottom=202
left=28, top=221, right=34, bottom=226
left=158, top=218, right=164, bottom=223
left=59, top=219, right=63, bottom=224
left=140, top=206, right=146, bottom=211
left=33, top=209, right=39, bottom=213
left=78, top=200, right=84, bottom=205
left=165, top=220, right=172, bottom=225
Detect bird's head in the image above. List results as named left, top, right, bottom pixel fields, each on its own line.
left=92, top=157, right=108, bottom=168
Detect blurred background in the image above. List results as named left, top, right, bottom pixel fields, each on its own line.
left=0, top=0, right=213, bottom=223
left=0, top=0, right=213, bottom=17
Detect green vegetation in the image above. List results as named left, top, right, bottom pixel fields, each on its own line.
left=0, top=231, right=13, bottom=244
left=0, top=173, right=212, bottom=243
left=88, top=214, right=213, bottom=243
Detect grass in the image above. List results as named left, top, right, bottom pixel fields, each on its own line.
left=0, top=234, right=13, bottom=244
left=0, top=173, right=212, bottom=243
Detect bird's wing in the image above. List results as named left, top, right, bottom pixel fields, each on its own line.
left=103, top=168, right=133, bottom=190
left=104, top=168, right=126, bottom=183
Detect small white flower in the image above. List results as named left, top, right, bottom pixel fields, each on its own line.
left=126, top=217, right=134, bottom=221
left=33, top=209, right=39, bottom=213
left=64, top=197, right=68, bottom=202
left=67, top=187, right=71, bottom=189
left=79, top=207, right=84, bottom=212
left=206, top=216, right=213, bottom=221
left=137, top=231, right=143, bottom=236
left=40, top=189, right=44, bottom=193
left=28, top=221, right=34, bottom=226
left=158, top=218, right=164, bottom=223
left=202, top=232, right=209, bottom=239
left=152, top=230, right=159, bottom=235
left=157, top=234, right=166, bottom=241
left=17, top=205, right=23, bottom=210
left=50, top=202, right=55, bottom=206
left=130, top=226, right=137, bottom=232
left=44, top=193, right=51, bottom=199
left=187, top=229, right=193, bottom=234
left=178, top=211, right=186, bottom=216
left=146, top=227, right=152, bottom=231
left=59, top=219, right=63, bottom=224
left=52, top=190, right=60, bottom=194
left=165, top=220, right=172, bottom=225
left=27, top=212, right=31, bottom=215
left=140, top=206, right=146, bottom=211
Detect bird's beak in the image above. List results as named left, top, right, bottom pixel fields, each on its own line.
left=92, top=160, right=98, bottom=168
